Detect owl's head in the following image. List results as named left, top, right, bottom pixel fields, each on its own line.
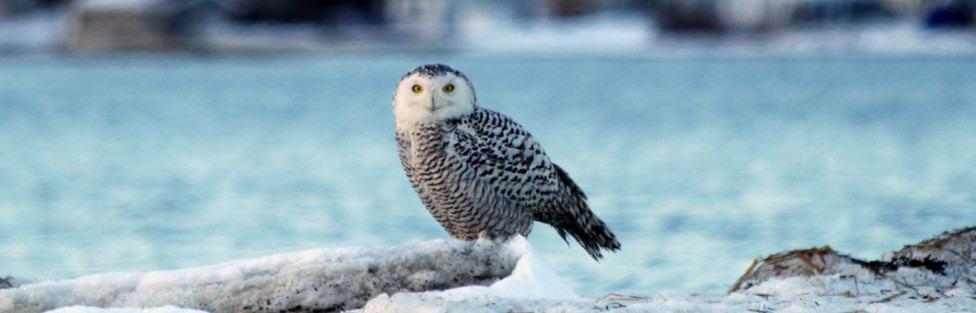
left=393, top=64, right=477, bottom=128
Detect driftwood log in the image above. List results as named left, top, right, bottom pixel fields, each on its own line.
left=730, top=226, right=976, bottom=293
left=0, top=239, right=517, bottom=313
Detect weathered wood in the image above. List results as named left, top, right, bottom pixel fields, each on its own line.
left=0, top=239, right=517, bottom=313
left=732, top=227, right=976, bottom=292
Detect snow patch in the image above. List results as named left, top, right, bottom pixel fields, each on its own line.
left=363, top=236, right=579, bottom=312
left=445, top=236, right=580, bottom=301
left=363, top=272, right=976, bottom=313
left=46, top=306, right=205, bottom=313
left=458, top=12, right=654, bottom=55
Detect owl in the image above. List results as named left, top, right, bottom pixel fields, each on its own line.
left=392, top=64, right=620, bottom=260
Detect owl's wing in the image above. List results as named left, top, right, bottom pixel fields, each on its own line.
left=454, top=108, right=560, bottom=214
left=456, top=108, right=620, bottom=260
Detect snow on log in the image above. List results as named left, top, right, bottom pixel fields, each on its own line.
left=0, top=239, right=517, bottom=313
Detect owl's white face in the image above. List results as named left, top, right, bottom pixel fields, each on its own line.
left=393, top=64, right=477, bottom=130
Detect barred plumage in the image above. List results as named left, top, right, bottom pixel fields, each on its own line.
left=392, top=64, right=620, bottom=260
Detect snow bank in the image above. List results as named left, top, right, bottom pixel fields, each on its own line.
left=6, top=228, right=976, bottom=313
left=0, top=239, right=517, bottom=313
left=363, top=227, right=976, bottom=313
left=458, top=12, right=653, bottom=56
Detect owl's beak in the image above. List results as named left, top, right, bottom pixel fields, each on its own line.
left=428, top=96, right=438, bottom=111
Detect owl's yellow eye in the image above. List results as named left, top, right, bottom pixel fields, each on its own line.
left=412, top=85, right=423, bottom=93
left=442, top=84, right=455, bottom=93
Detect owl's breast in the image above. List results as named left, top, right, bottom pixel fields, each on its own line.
left=404, top=123, right=469, bottom=186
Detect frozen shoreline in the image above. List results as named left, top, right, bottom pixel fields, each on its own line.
left=4, top=228, right=976, bottom=313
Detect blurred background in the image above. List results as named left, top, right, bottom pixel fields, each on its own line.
left=1, top=0, right=975, bottom=299
left=0, top=0, right=975, bottom=54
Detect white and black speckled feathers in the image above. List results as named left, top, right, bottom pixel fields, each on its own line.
left=392, top=64, right=620, bottom=260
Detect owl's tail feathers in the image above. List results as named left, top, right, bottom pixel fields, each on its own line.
left=553, top=207, right=621, bottom=261
left=547, top=165, right=621, bottom=261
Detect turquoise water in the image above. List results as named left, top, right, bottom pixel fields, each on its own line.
left=1, top=54, right=975, bottom=296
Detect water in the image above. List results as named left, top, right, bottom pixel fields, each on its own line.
left=1, top=54, right=975, bottom=297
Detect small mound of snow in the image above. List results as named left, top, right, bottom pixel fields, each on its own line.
left=364, top=236, right=578, bottom=312
left=445, top=236, right=579, bottom=301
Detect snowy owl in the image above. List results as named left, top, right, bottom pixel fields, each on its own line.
left=392, top=64, right=621, bottom=260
